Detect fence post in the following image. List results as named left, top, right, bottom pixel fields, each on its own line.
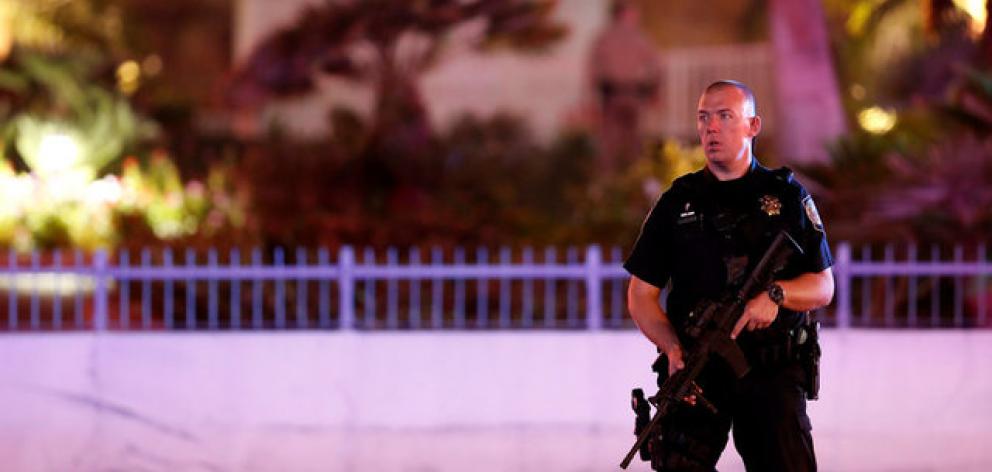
left=93, top=250, right=109, bottom=331
left=338, top=246, right=355, bottom=331
left=586, top=245, right=603, bottom=331
left=835, top=242, right=851, bottom=330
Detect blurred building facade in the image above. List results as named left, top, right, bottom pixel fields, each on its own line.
left=232, top=0, right=846, bottom=164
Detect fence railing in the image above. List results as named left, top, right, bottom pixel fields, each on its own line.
left=833, top=242, right=990, bottom=329
left=0, top=246, right=631, bottom=332
left=0, top=242, right=988, bottom=332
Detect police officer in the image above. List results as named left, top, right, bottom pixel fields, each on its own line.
left=624, top=80, right=835, bottom=471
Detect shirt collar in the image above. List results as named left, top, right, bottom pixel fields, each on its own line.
left=703, top=158, right=758, bottom=184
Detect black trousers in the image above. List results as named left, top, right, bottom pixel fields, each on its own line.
left=650, top=360, right=816, bottom=472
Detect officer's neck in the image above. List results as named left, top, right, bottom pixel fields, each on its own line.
left=707, top=150, right=753, bottom=181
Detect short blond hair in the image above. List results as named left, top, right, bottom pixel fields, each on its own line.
left=704, top=80, right=757, bottom=117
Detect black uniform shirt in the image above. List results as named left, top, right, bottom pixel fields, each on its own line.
left=624, top=160, right=833, bottom=335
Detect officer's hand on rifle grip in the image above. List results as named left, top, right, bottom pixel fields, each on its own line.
left=663, top=343, right=686, bottom=376
left=731, top=291, right=779, bottom=339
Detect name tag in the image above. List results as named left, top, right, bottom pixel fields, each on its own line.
left=677, top=212, right=700, bottom=225
left=677, top=202, right=700, bottom=226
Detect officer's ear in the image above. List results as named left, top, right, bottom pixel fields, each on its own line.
left=748, top=115, right=762, bottom=138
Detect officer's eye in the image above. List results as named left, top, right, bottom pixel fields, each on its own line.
left=720, top=112, right=733, bottom=120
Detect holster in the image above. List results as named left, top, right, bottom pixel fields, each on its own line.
left=745, top=313, right=821, bottom=400
left=631, top=388, right=652, bottom=461
left=797, top=314, right=821, bottom=400
left=651, top=352, right=670, bottom=388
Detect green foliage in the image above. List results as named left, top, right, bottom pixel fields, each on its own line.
left=0, top=50, right=157, bottom=174
left=947, top=65, right=992, bottom=131
left=434, top=114, right=599, bottom=245
left=231, top=0, right=568, bottom=151
left=0, top=0, right=126, bottom=55
left=808, top=1, right=992, bottom=244
left=803, top=67, right=992, bottom=245
left=236, top=0, right=567, bottom=96
left=115, top=154, right=252, bottom=249
left=242, top=110, right=706, bottom=248
left=0, top=42, right=246, bottom=250
left=823, top=0, right=923, bottom=115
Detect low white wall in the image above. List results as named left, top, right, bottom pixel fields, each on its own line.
left=0, top=330, right=990, bottom=471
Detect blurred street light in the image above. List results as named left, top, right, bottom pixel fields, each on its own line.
left=117, top=60, right=141, bottom=95
left=952, top=0, right=988, bottom=37
left=858, top=106, right=897, bottom=134
left=36, top=132, right=81, bottom=176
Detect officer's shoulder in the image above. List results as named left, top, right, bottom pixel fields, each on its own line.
left=770, top=166, right=795, bottom=183
left=759, top=165, right=806, bottom=195
left=668, top=169, right=707, bottom=195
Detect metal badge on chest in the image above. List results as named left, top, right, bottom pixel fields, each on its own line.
left=759, top=195, right=781, bottom=216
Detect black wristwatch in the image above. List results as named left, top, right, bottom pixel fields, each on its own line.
left=767, top=283, right=785, bottom=306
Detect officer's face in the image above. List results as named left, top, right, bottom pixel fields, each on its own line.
left=696, top=87, right=761, bottom=166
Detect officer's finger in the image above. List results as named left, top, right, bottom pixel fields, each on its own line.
left=667, top=354, right=685, bottom=375
left=731, top=313, right=750, bottom=339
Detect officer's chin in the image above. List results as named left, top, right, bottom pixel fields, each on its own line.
left=704, top=152, right=728, bottom=165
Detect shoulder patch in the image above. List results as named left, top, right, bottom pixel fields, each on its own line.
left=803, top=195, right=824, bottom=232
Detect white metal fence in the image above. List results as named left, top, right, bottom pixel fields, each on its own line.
left=0, top=246, right=630, bottom=331
left=833, top=242, right=991, bottom=328
left=0, top=242, right=988, bottom=331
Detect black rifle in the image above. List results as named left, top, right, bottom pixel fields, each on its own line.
left=619, top=231, right=803, bottom=469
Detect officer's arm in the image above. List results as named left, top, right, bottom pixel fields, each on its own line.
left=734, top=267, right=835, bottom=338
left=628, top=276, right=685, bottom=373
left=777, top=267, right=835, bottom=312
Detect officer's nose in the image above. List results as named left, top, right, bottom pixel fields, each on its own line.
left=705, top=119, right=720, bottom=134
